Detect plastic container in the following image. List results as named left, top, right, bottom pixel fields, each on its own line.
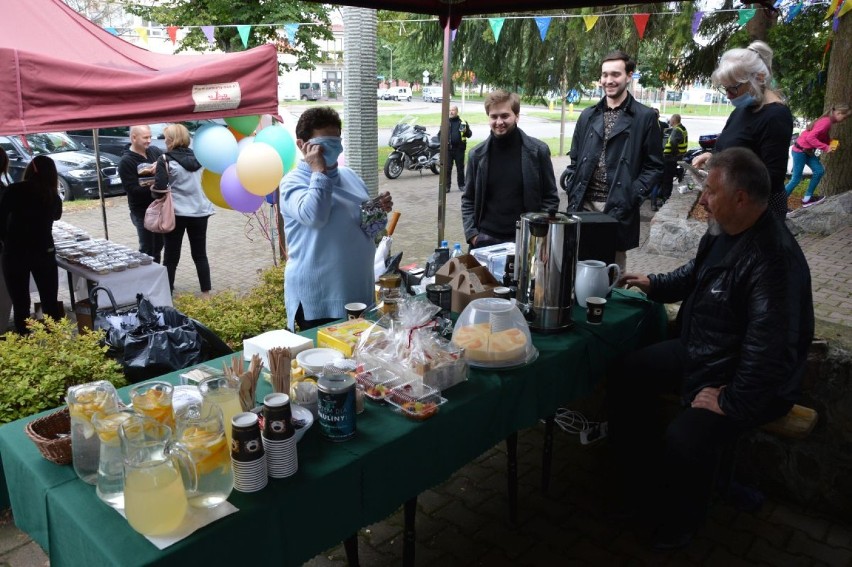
left=451, top=297, right=537, bottom=369
left=451, top=242, right=463, bottom=258
left=386, top=382, right=447, bottom=421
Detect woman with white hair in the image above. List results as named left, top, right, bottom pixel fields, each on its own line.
left=692, top=41, right=793, bottom=219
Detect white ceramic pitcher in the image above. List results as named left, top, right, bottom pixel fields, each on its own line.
left=575, top=260, right=621, bottom=308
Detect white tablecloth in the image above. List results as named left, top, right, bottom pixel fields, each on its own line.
left=57, top=258, right=173, bottom=308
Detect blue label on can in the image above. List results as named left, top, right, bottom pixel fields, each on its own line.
left=317, top=375, right=356, bottom=442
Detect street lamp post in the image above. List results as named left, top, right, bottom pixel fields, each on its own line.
left=382, top=45, right=393, bottom=86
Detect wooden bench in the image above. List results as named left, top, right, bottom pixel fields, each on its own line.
left=761, top=404, right=818, bottom=439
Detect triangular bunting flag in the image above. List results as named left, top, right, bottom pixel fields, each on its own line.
left=692, top=12, right=704, bottom=35
left=583, top=15, right=599, bottom=32
left=535, top=17, right=551, bottom=41
left=785, top=2, right=804, bottom=23
left=839, top=0, right=850, bottom=18
left=632, top=14, right=650, bottom=39
left=738, top=9, right=756, bottom=26
left=202, top=26, right=215, bottom=44
left=451, top=28, right=457, bottom=42
left=167, top=26, right=178, bottom=45
left=284, top=23, right=299, bottom=46
left=135, top=27, right=148, bottom=45
left=826, top=0, right=840, bottom=19
left=237, top=25, right=251, bottom=48
left=105, top=27, right=118, bottom=35
left=489, top=18, right=505, bottom=42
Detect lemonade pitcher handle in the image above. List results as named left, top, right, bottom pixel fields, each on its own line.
left=606, top=263, right=622, bottom=293
left=168, top=442, right=199, bottom=495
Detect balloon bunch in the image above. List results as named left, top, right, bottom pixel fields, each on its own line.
left=195, top=115, right=298, bottom=213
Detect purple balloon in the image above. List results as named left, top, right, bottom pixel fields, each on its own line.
left=220, top=164, right=264, bottom=213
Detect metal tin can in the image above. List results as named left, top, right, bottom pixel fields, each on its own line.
left=316, top=374, right=356, bottom=442
left=425, top=283, right=452, bottom=315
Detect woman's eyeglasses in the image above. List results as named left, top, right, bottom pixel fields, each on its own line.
left=720, top=82, right=746, bottom=96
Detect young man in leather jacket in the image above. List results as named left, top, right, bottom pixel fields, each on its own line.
left=612, top=147, right=814, bottom=550
left=563, top=50, right=663, bottom=270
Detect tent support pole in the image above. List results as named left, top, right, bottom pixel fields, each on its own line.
left=92, top=129, right=109, bottom=240
left=437, top=12, right=454, bottom=245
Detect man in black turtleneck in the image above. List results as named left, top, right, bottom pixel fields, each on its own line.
left=461, top=90, right=559, bottom=249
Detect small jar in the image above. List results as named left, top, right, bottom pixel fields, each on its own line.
left=377, top=273, right=403, bottom=315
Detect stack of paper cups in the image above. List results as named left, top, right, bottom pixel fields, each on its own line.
left=230, top=412, right=268, bottom=492
left=261, top=393, right=298, bottom=479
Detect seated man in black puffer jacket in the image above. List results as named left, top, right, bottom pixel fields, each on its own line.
left=611, top=147, right=814, bottom=550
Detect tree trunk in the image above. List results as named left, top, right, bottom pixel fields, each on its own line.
left=341, top=7, right=379, bottom=196
left=746, top=4, right=773, bottom=41
left=821, top=13, right=852, bottom=197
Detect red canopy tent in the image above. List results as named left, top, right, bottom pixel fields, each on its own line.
left=0, top=0, right=278, bottom=136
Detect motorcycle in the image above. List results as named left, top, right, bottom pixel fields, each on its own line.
left=682, top=133, right=718, bottom=164
left=383, top=116, right=441, bottom=179
left=558, top=132, right=719, bottom=191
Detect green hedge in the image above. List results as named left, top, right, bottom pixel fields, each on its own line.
left=0, top=317, right=127, bottom=424
left=173, top=265, right=286, bottom=351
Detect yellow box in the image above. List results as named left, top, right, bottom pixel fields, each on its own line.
left=316, top=319, right=380, bottom=356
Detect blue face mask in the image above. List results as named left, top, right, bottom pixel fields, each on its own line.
left=730, top=93, right=755, bottom=109
left=309, top=136, right=344, bottom=167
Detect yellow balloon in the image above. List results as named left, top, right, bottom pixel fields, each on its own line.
left=236, top=142, right=284, bottom=196
left=201, top=169, right=231, bottom=209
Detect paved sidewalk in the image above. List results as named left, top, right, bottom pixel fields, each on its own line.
left=2, top=157, right=850, bottom=565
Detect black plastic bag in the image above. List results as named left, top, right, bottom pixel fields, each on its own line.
left=122, top=298, right=202, bottom=383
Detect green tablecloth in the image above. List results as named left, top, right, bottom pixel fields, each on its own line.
left=0, top=291, right=664, bottom=566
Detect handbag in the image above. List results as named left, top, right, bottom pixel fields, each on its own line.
left=144, top=157, right=176, bottom=233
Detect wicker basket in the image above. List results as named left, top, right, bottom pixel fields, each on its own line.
left=24, top=406, right=73, bottom=465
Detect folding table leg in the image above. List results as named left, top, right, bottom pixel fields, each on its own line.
left=343, top=533, right=359, bottom=567
left=403, top=496, right=417, bottom=566
left=506, top=432, right=518, bottom=525
left=542, top=415, right=555, bottom=493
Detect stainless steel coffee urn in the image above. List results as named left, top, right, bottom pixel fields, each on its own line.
left=514, top=210, right=580, bottom=332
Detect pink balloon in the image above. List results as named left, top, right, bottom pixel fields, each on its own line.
left=220, top=164, right=264, bottom=213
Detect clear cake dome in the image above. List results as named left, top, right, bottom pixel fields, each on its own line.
left=451, top=298, right=537, bottom=369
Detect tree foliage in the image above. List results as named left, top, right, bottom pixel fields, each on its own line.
left=124, top=0, right=333, bottom=70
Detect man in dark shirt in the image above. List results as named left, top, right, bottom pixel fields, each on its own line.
left=461, top=90, right=559, bottom=249
left=118, top=126, right=163, bottom=262
left=563, top=50, right=663, bottom=270
left=657, top=113, right=688, bottom=209
left=442, top=105, right=472, bottom=192
left=612, top=148, right=813, bottom=549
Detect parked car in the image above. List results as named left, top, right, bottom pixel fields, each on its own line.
left=385, top=86, right=412, bottom=102
left=422, top=86, right=443, bottom=103
left=377, top=88, right=388, bottom=100
left=67, top=119, right=225, bottom=157
left=0, top=132, right=123, bottom=201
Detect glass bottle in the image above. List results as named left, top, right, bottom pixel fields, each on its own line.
left=378, top=273, right=403, bottom=315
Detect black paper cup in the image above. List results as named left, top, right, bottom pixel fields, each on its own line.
left=231, top=412, right=266, bottom=462
left=262, top=393, right=294, bottom=441
left=586, top=297, right=607, bottom=325
left=344, top=302, right=367, bottom=320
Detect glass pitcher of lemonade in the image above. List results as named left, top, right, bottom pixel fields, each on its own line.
left=67, top=381, right=119, bottom=484
left=91, top=408, right=135, bottom=508
left=119, top=416, right=197, bottom=536
left=175, top=403, right=233, bottom=508
left=129, top=381, right=176, bottom=430
left=198, top=375, right=243, bottom=447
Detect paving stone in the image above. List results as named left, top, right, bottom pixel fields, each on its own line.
left=731, top=511, right=794, bottom=548
left=770, top=503, right=831, bottom=542
left=702, top=517, right=756, bottom=556
left=707, top=544, right=768, bottom=567
left=826, top=523, right=852, bottom=549
left=787, top=531, right=852, bottom=566
left=747, top=537, right=813, bottom=567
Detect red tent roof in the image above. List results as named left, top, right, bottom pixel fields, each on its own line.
left=0, top=0, right=279, bottom=135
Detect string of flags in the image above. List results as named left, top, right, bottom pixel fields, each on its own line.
left=105, top=0, right=845, bottom=47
